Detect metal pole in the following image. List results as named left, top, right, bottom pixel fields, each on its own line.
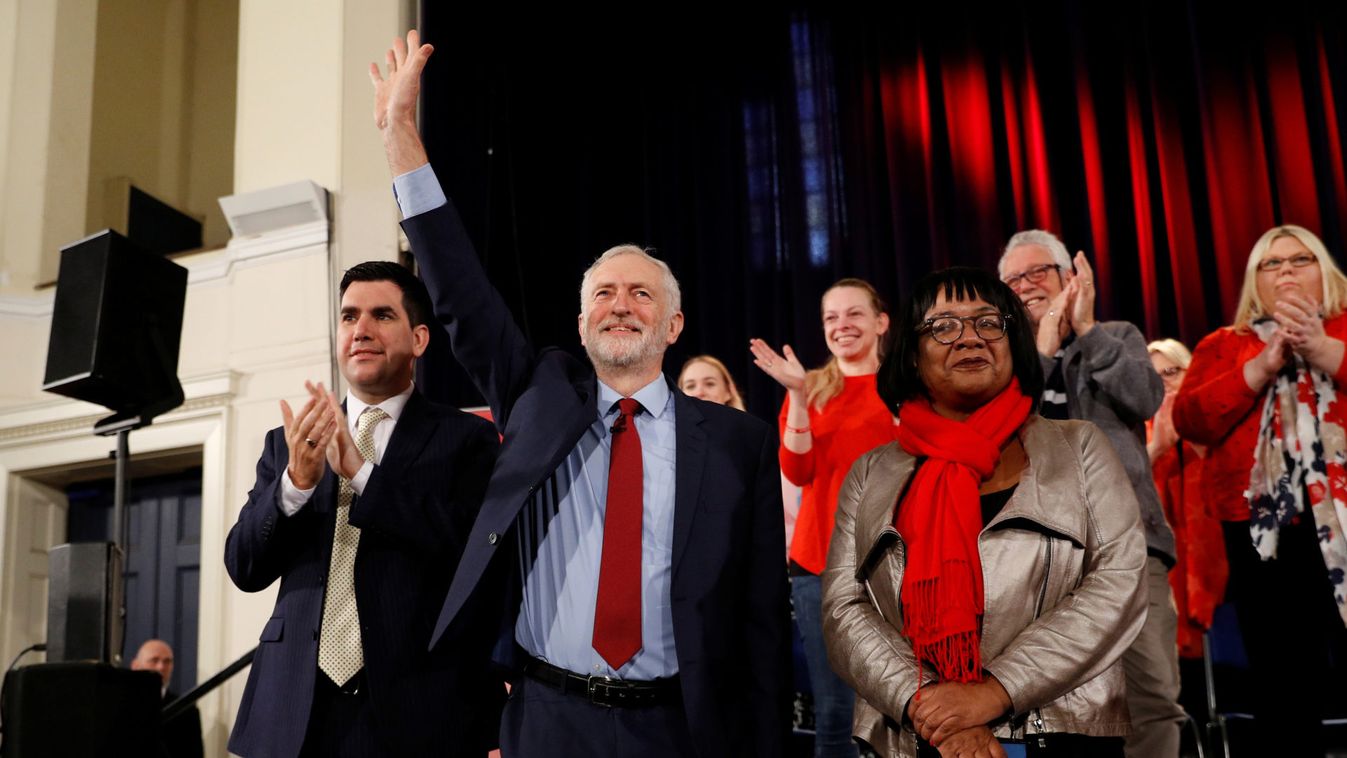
left=107, top=428, right=130, bottom=664
left=113, top=429, right=129, bottom=549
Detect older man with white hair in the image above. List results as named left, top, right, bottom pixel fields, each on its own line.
left=999, top=230, right=1184, bottom=758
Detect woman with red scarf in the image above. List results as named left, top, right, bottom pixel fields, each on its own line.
left=823, top=268, right=1147, bottom=757
left=1172, top=225, right=1347, bottom=757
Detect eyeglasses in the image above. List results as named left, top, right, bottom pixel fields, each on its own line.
left=1256, top=253, right=1318, bottom=272
left=1002, top=263, right=1061, bottom=289
left=918, top=313, right=1011, bottom=344
left=1157, top=366, right=1184, bottom=378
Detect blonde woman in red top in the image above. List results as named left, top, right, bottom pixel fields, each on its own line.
left=1173, top=225, right=1347, bottom=757
left=1146, top=339, right=1227, bottom=661
left=750, top=278, right=896, bottom=758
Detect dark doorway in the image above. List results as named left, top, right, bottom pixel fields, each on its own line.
left=66, top=468, right=202, bottom=695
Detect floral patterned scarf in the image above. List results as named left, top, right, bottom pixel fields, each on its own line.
left=1247, top=319, right=1347, bottom=625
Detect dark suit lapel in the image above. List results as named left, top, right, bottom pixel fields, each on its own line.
left=670, top=388, right=708, bottom=578
left=379, top=390, right=435, bottom=477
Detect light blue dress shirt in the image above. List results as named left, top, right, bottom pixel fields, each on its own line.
left=393, top=167, right=679, bottom=679
left=513, top=377, right=678, bottom=678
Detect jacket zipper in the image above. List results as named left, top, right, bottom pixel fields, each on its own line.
left=1029, top=535, right=1051, bottom=746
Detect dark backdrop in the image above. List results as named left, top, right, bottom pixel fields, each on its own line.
left=415, top=2, right=1347, bottom=420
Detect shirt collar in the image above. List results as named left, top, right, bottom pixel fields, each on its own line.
left=345, top=382, right=414, bottom=429
left=597, top=375, right=671, bottom=421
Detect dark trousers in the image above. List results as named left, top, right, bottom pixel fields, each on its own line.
left=298, top=671, right=381, bottom=758
left=500, top=675, right=696, bottom=757
left=1222, top=517, right=1347, bottom=757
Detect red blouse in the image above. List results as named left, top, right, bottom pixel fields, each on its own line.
left=1172, top=316, right=1347, bottom=521
left=779, top=374, right=898, bottom=574
left=1151, top=441, right=1227, bottom=657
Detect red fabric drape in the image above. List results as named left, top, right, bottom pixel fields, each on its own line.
left=839, top=6, right=1347, bottom=345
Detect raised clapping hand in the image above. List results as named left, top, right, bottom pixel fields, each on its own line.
left=309, top=383, right=366, bottom=481
left=1274, top=293, right=1346, bottom=373
left=748, top=338, right=807, bottom=392
left=1068, top=251, right=1097, bottom=337
left=1148, top=392, right=1179, bottom=461
left=1243, top=329, right=1290, bottom=392
left=1035, top=251, right=1098, bottom=357
left=281, top=383, right=337, bottom=490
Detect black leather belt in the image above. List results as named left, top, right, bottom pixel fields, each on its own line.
left=523, top=657, right=680, bottom=708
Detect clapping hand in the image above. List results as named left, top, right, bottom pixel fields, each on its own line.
left=280, top=385, right=337, bottom=490
left=749, top=338, right=807, bottom=392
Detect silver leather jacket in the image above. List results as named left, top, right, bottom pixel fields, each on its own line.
left=821, top=417, right=1147, bottom=757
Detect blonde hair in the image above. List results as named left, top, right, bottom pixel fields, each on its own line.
left=1231, top=225, right=1347, bottom=331
left=1147, top=338, right=1193, bottom=370
left=678, top=355, right=746, bottom=411
left=805, top=278, right=888, bottom=411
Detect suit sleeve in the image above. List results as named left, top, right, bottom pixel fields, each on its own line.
left=983, top=424, right=1147, bottom=714
left=745, top=423, right=792, bottom=754
left=1074, top=322, right=1165, bottom=425
left=224, top=429, right=312, bottom=593
left=400, top=202, right=536, bottom=430
left=822, top=451, right=932, bottom=724
left=350, top=417, right=498, bottom=556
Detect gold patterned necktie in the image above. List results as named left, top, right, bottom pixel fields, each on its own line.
left=317, top=405, right=387, bottom=685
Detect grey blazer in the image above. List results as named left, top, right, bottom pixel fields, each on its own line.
left=1043, top=320, right=1175, bottom=562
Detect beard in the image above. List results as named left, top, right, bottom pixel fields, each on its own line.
left=584, top=316, right=668, bottom=370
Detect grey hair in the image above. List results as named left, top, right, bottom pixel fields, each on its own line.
left=1000, top=229, right=1073, bottom=277
left=579, top=244, right=682, bottom=319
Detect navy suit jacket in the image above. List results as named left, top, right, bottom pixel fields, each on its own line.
left=404, top=202, right=792, bottom=757
left=223, top=391, right=502, bottom=758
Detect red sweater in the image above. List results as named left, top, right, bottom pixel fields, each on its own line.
left=779, top=374, right=898, bottom=574
left=1151, top=441, right=1227, bottom=656
left=1172, top=316, right=1347, bottom=521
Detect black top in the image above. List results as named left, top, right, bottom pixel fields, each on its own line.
left=981, top=485, right=1017, bottom=526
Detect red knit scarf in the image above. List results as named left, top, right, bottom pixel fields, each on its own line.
left=894, top=379, right=1031, bottom=683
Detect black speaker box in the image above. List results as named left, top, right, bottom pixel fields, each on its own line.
left=0, top=663, right=159, bottom=757
left=41, top=230, right=187, bottom=418
left=45, top=543, right=122, bottom=664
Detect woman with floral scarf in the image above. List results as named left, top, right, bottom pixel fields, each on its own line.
left=1174, top=225, right=1347, bottom=757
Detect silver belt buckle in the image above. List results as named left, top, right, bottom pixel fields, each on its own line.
left=586, top=675, right=617, bottom=707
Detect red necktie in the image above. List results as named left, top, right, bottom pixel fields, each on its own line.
left=593, top=397, right=643, bottom=669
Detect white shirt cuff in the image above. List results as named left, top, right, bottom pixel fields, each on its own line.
left=349, top=460, right=374, bottom=496
left=279, top=470, right=314, bottom=517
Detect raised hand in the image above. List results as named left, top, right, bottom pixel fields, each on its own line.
left=281, top=388, right=337, bottom=490
left=1069, top=251, right=1097, bottom=337
left=1148, top=392, right=1179, bottom=461
left=369, top=30, right=432, bottom=175
left=310, top=382, right=365, bottom=481
left=1275, top=294, right=1346, bottom=376
left=1036, top=285, right=1074, bottom=357
left=1243, top=329, right=1290, bottom=392
left=749, top=338, right=807, bottom=392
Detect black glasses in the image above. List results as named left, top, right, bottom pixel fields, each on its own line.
left=1256, top=253, right=1317, bottom=272
left=918, top=313, right=1012, bottom=344
left=1002, top=263, right=1061, bottom=289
